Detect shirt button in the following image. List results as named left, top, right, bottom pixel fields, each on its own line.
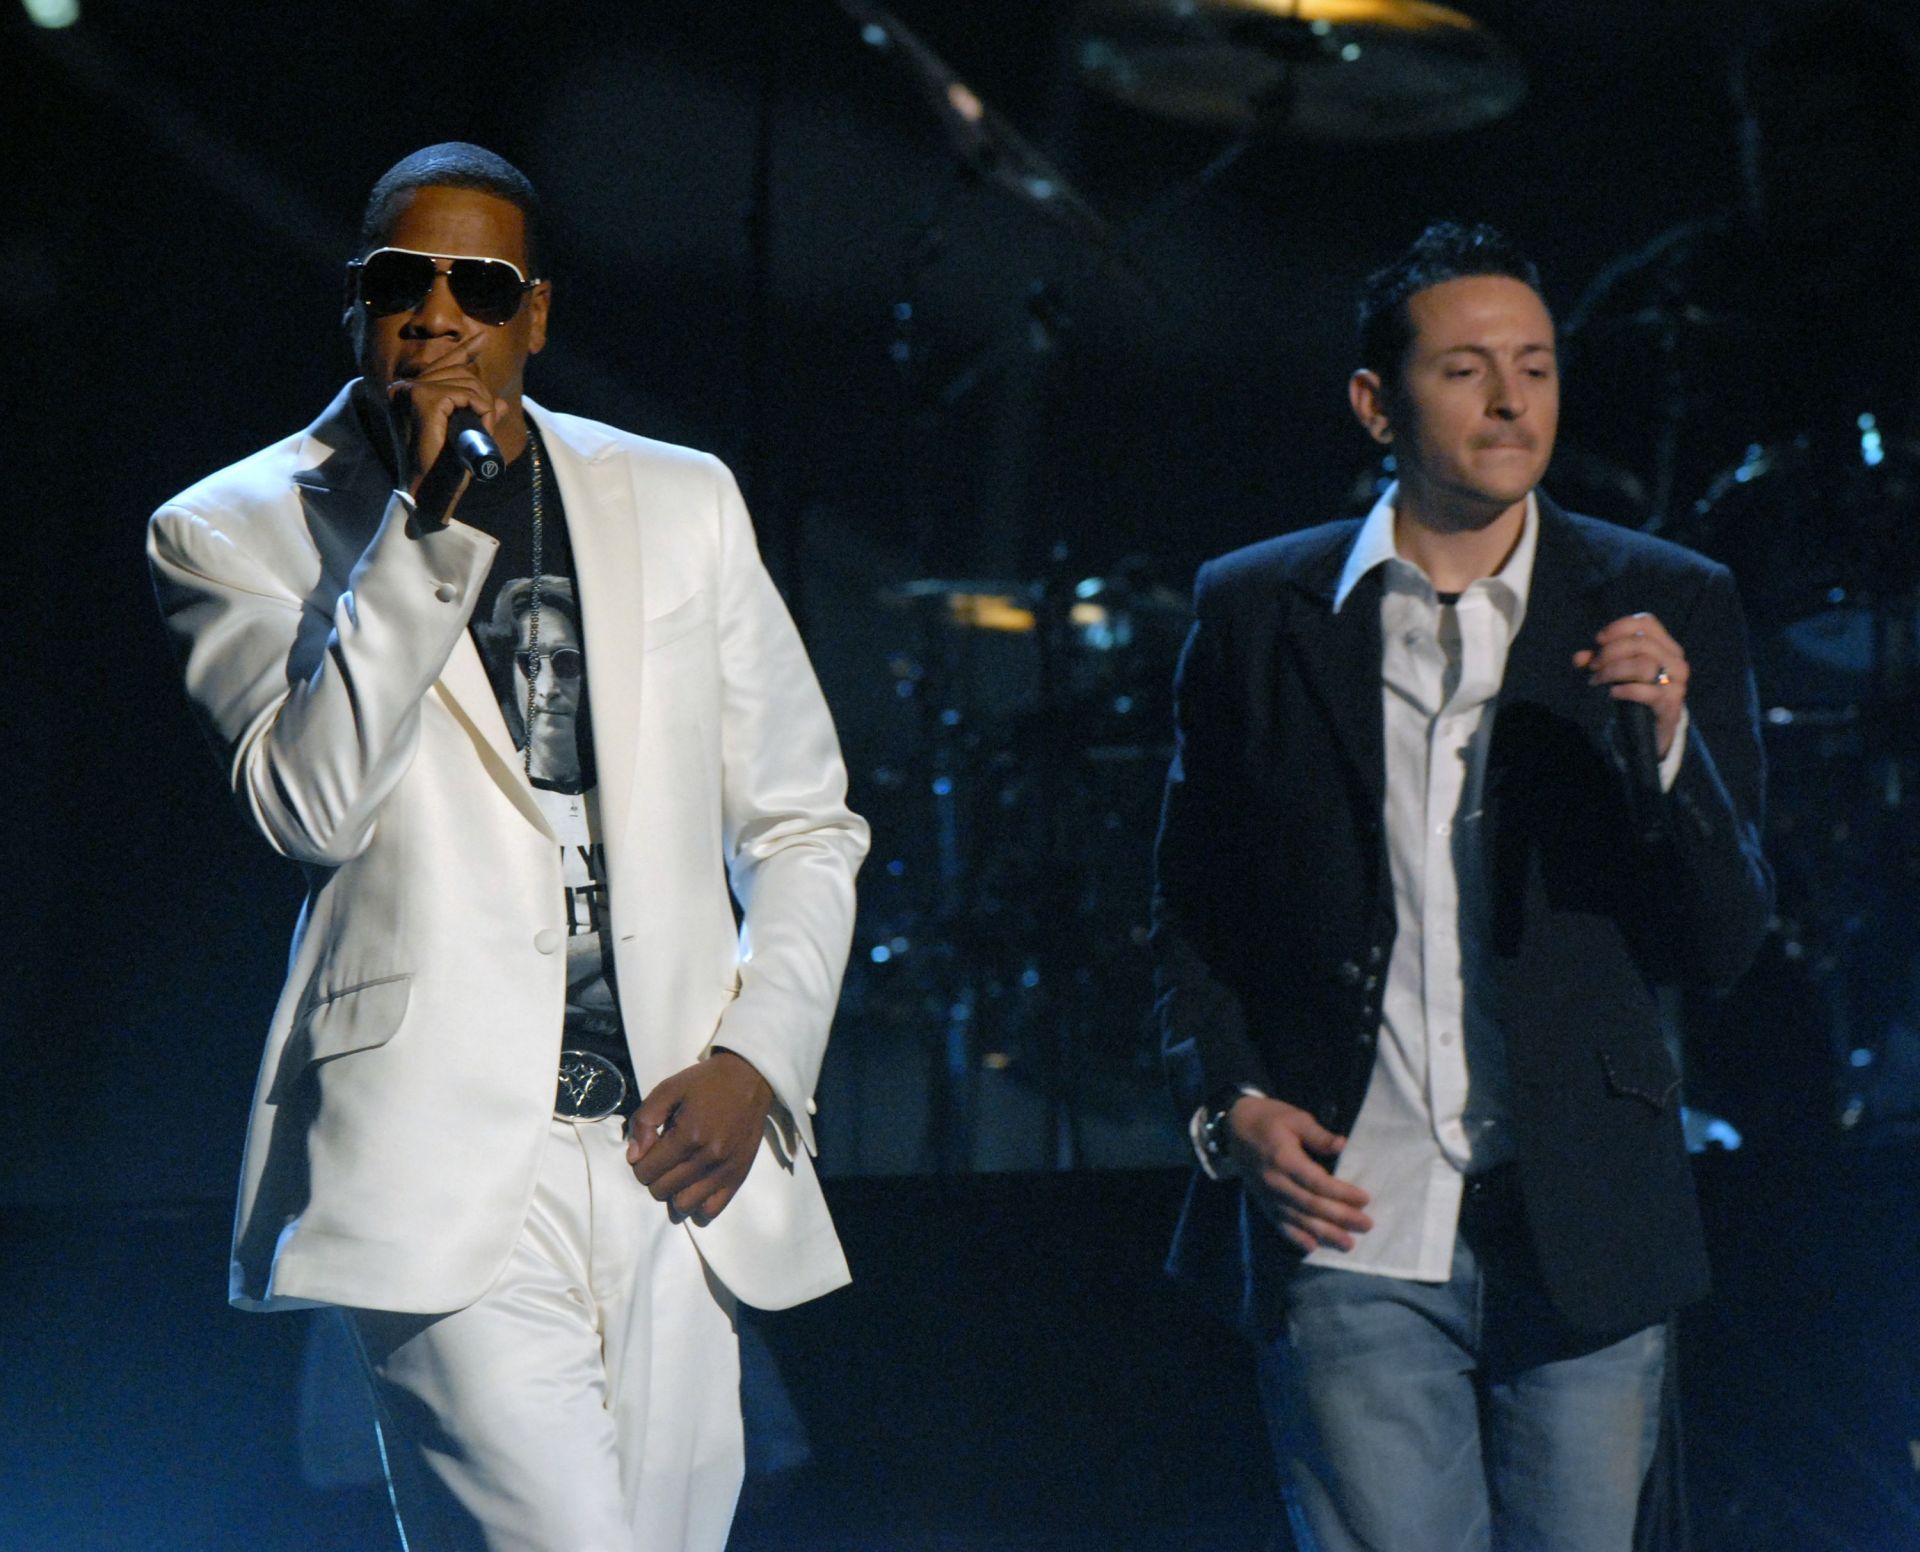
left=1436, top=821, right=1452, bottom=837
left=1439, top=1030, right=1457, bottom=1047
left=433, top=582, right=458, bottom=603
left=534, top=928, right=562, bottom=955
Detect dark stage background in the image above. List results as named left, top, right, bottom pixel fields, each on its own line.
left=4, top=0, right=1855, bottom=1200
left=7, top=0, right=1920, bottom=1546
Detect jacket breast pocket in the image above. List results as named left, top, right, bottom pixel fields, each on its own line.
left=1598, top=1044, right=1682, bottom=1111
left=644, top=589, right=714, bottom=654
left=298, top=974, right=412, bottom=1068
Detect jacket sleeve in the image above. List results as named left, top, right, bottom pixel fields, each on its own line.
left=702, top=465, right=869, bottom=1155
left=147, top=491, right=497, bottom=867
left=1659, top=561, right=1775, bottom=990
left=1152, top=563, right=1277, bottom=1122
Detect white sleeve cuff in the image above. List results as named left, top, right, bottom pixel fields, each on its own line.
left=1658, top=706, right=1690, bottom=792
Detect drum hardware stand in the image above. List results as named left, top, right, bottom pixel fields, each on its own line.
left=841, top=0, right=1141, bottom=1171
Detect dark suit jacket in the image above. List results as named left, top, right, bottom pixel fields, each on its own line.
left=1153, top=495, right=1772, bottom=1338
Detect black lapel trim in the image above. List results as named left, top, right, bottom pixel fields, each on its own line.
left=1281, top=526, right=1387, bottom=812
left=1496, top=494, right=1615, bottom=726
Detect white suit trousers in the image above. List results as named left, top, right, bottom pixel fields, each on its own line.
left=348, top=1117, right=744, bottom=1552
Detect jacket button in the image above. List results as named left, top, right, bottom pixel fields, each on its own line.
left=1356, top=1026, right=1374, bottom=1047
left=1336, top=960, right=1362, bottom=986
left=534, top=928, right=562, bottom=955
left=1368, top=944, right=1385, bottom=966
left=433, top=582, right=457, bottom=603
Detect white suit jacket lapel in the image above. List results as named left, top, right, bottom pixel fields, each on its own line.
left=436, top=638, right=555, bottom=839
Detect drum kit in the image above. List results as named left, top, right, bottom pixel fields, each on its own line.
left=857, top=564, right=1191, bottom=1171
left=837, top=0, right=1532, bottom=1170
left=1668, top=410, right=1920, bottom=1144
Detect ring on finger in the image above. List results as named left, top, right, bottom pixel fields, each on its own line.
left=1652, top=665, right=1672, bottom=687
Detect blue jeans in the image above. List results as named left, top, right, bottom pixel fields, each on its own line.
left=1258, top=1178, right=1667, bottom=1552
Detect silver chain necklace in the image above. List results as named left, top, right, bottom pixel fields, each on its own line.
left=524, top=431, right=546, bottom=779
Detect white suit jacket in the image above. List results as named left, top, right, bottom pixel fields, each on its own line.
left=148, top=383, right=867, bottom=1316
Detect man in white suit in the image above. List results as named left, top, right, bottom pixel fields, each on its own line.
left=148, top=143, right=868, bottom=1551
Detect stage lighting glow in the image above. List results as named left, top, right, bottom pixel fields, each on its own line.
left=1859, top=411, right=1885, bottom=468
left=1698, top=1116, right=1741, bottom=1150
left=1683, top=1106, right=1744, bottom=1152
left=23, top=0, right=79, bottom=26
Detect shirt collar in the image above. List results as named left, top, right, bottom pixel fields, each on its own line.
left=1332, top=481, right=1540, bottom=630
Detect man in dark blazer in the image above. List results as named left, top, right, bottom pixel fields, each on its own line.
left=1153, top=223, right=1771, bottom=1551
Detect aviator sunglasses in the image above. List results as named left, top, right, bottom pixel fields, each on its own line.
left=347, top=246, right=540, bottom=326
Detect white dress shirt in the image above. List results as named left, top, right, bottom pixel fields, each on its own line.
left=1301, top=486, right=1684, bottom=1282
left=1295, top=486, right=1538, bottom=1278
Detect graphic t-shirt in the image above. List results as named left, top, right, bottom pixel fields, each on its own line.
left=454, top=435, right=633, bottom=1094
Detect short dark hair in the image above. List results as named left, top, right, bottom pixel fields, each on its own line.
left=1357, top=221, right=1544, bottom=384
left=359, top=142, right=545, bottom=278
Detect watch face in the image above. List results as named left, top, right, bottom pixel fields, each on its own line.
left=555, top=1050, right=629, bottom=1121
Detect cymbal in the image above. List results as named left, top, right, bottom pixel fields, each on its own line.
left=879, top=571, right=1192, bottom=634
left=1074, top=0, right=1527, bottom=140
left=1070, top=571, right=1192, bottom=619
left=881, top=578, right=1041, bottom=632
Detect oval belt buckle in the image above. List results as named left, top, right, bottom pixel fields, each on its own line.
left=555, top=1049, right=629, bottom=1123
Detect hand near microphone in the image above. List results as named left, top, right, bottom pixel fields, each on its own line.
left=380, top=349, right=508, bottom=523
left=1574, top=612, right=1689, bottom=758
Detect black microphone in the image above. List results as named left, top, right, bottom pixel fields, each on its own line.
left=1617, top=699, right=1664, bottom=841
left=447, top=408, right=504, bottom=483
